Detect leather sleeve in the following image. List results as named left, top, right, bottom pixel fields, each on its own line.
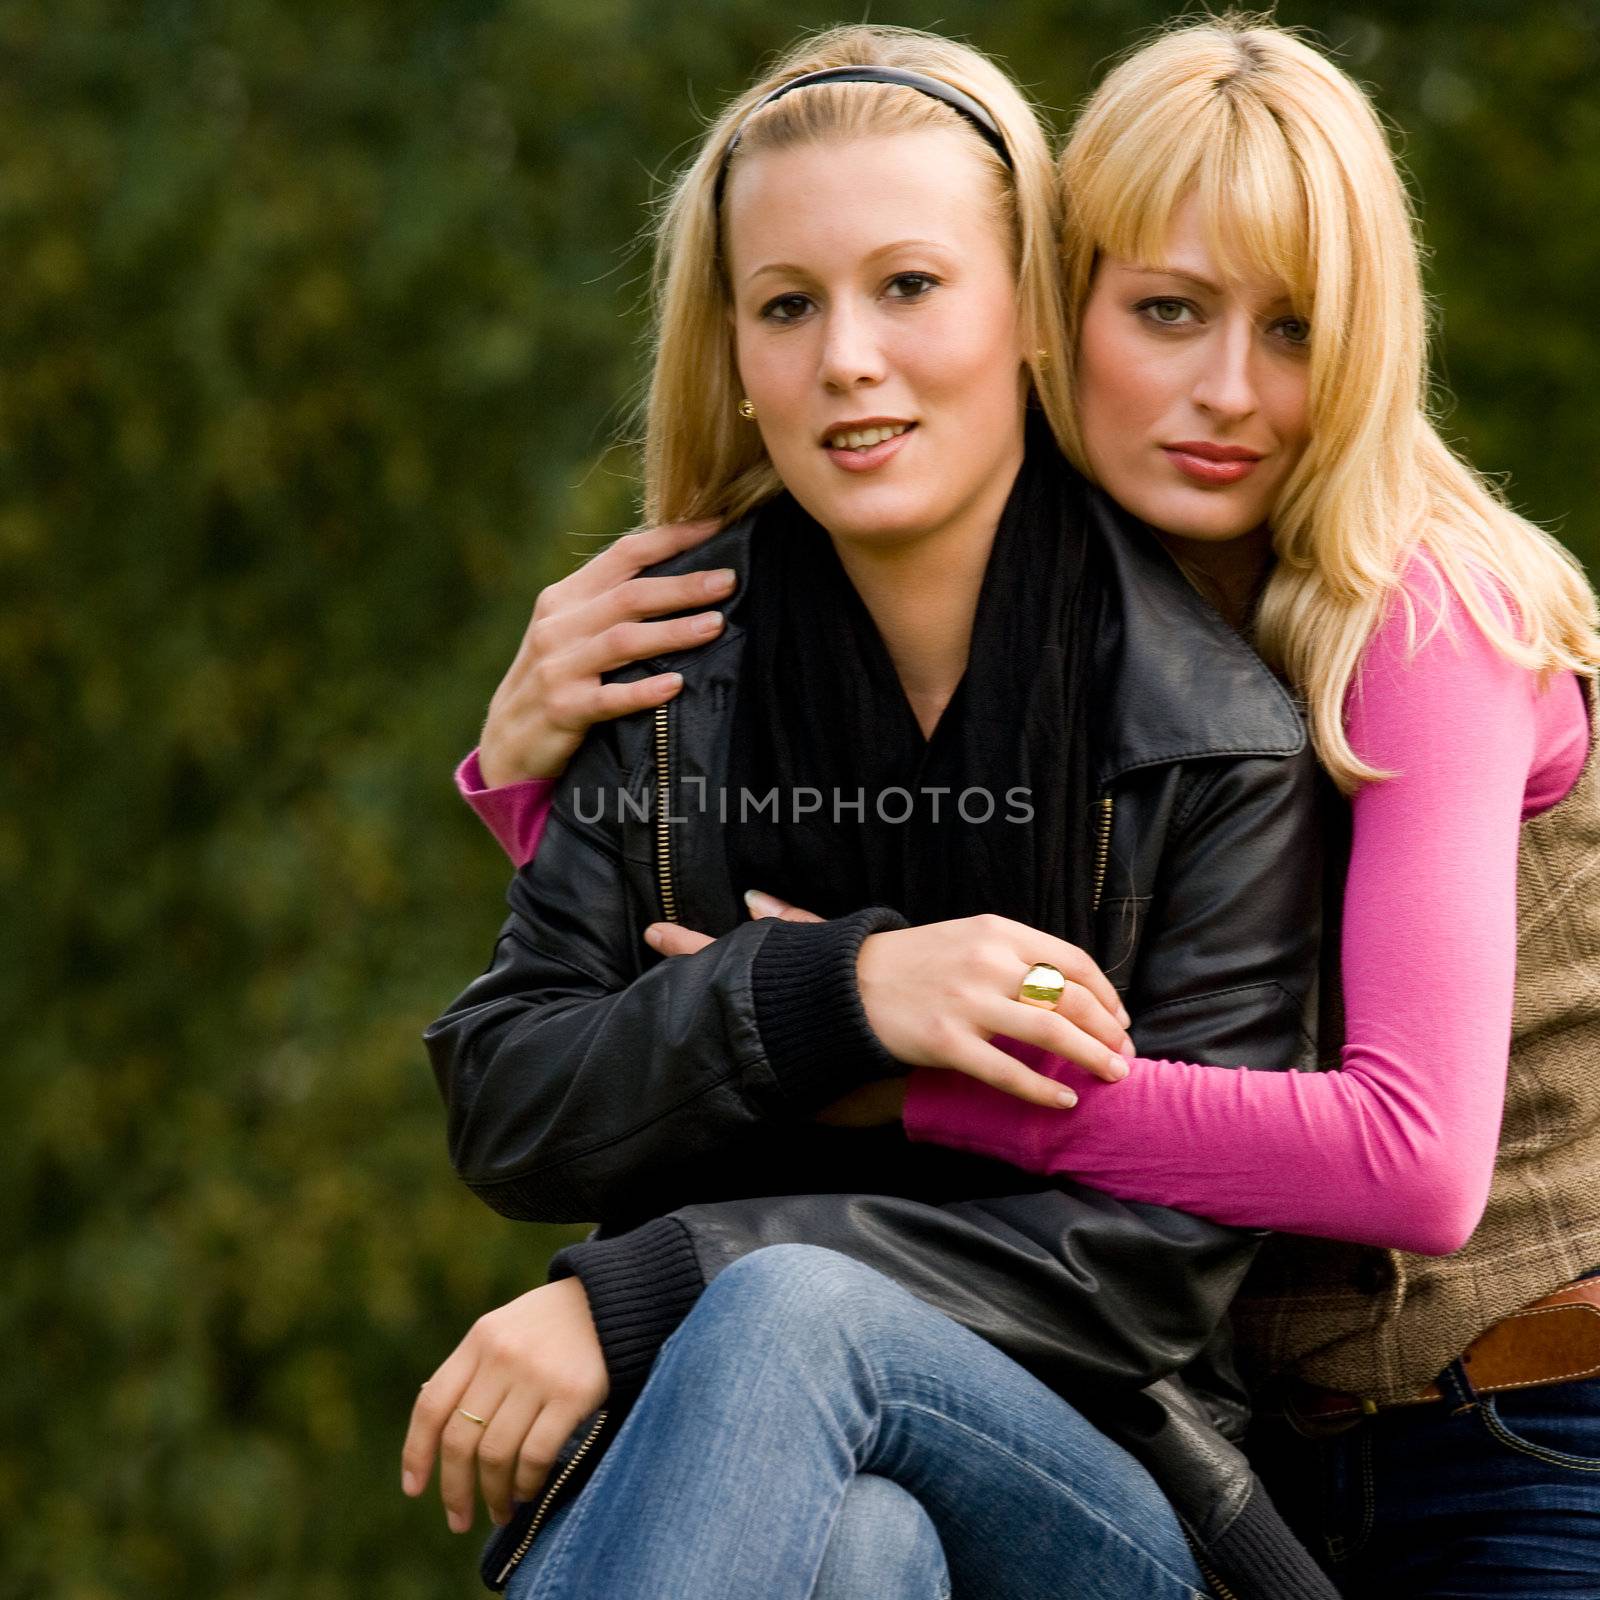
left=1126, top=745, right=1323, bottom=1072
left=423, top=722, right=905, bottom=1225
left=551, top=1177, right=1256, bottom=1404
left=681, top=1186, right=1257, bottom=1392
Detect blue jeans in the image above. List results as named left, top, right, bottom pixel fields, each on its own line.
left=1248, top=1359, right=1600, bottom=1595
left=505, top=1244, right=1210, bottom=1600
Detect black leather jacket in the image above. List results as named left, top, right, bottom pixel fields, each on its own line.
left=426, top=491, right=1336, bottom=1598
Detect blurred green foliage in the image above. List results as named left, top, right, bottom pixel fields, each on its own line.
left=7, top=0, right=1598, bottom=1594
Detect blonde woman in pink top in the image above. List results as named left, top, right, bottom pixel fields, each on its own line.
left=447, top=18, right=1600, bottom=1597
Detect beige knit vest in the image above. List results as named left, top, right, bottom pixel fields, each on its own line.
left=1233, top=682, right=1600, bottom=1403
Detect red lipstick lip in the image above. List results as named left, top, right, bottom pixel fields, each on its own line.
left=1163, top=445, right=1261, bottom=487
left=1164, top=440, right=1263, bottom=463
left=818, top=418, right=916, bottom=446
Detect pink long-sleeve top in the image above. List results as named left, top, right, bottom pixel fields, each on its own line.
left=910, top=565, right=1590, bottom=1256
left=454, top=749, right=557, bottom=867
left=456, top=563, right=1591, bottom=1256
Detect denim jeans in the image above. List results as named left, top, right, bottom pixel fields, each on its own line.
left=505, top=1244, right=1211, bottom=1600
left=1248, top=1359, right=1600, bottom=1596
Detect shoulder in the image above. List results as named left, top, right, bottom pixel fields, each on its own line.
left=1367, top=549, right=1522, bottom=671
left=1347, top=551, right=1539, bottom=775
left=636, top=514, right=758, bottom=583
left=597, top=513, right=760, bottom=688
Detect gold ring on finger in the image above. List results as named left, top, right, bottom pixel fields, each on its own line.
left=1017, top=963, right=1067, bottom=1008
left=457, top=1408, right=489, bottom=1427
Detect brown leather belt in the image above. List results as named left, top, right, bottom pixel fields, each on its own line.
left=1285, top=1276, right=1600, bottom=1423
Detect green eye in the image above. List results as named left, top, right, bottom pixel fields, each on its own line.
left=1137, top=298, right=1194, bottom=326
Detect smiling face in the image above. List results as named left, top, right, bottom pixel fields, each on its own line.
left=722, top=126, right=1028, bottom=552
left=1076, top=193, right=1312, bottom=551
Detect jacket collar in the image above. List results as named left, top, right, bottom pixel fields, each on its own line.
left=1087, top=487, right=1305, bottom=784
left=630, top=514, right=757, bottom=677
left=634, top=491, right=1306, bottom=783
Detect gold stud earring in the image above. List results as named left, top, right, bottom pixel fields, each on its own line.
left=738, top=398, right=757, bottom=420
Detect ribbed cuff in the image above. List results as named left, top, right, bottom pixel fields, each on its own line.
left=550, top=1216, right=707, bottom=1403
left=752, top=906, right=908, bottom=1111
left=1197, top=1477, right=1340, bottom=1600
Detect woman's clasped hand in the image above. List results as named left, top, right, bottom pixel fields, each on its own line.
left=649, top=900, right=1135, bottom=1110
left=401, top=1277, right=608, bottom=1534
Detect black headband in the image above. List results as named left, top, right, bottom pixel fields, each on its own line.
left=713, top=66, right=1013, bottom=208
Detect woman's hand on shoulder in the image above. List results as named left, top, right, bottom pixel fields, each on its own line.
left=857, top=916, right=1134, bottom=1107
left=401, top=1276, right=609, bottom=1534
left=479, top=520, right=731, bottom=785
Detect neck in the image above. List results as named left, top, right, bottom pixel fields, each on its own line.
left=1153, top=523, right=1275, bottom=632
left=828, top=442, right=1023, bottom=740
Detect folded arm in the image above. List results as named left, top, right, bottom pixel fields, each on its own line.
left=427, top=720, right=908, bottom=1224
left=906, top=575, right=1584, bottom=1256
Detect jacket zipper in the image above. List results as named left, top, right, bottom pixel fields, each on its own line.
left=493, top=1409, right=611, bottom=1587
left=1188, top=1536, right=1242, bottom=1600
left=1092, top=794, right=1114, bottom=913
left=653, top=703, right=679, bottom=924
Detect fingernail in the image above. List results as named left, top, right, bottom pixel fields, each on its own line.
left=1117, top=1004, right=1131, bottom=1028
left=705, top=567, right=736, bottom=593
left=1120, top=1038, right=1136, bottom=1058
left=1056, top=1088, right=1078, bottom=1108
left=744, top=888, right=780, bottom=917
left=1107, top=1054, right=1130, bottom=1080
left=644, top=926, right=663, bottom=949
left=448, top=1509, right=469, bottom=1535
left=402, top=1470, right=418, bottom=1496
left=693, top=611, right=724, bottom=636
left=491, top=1509, right=509, bottom=1528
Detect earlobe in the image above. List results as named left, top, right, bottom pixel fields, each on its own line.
left=725, top=304, right=747, bottom=417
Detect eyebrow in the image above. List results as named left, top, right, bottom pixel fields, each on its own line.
left=1121, top=264, right=1224, bottom=295
left=742, top=238, right=954, bottom=286
left=1119, top=262, right=1296, bottom=308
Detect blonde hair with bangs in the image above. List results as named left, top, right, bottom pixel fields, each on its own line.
left=1057, top=15, right=1600, bottom=792
left=643, top=25, right=1070, bottom=527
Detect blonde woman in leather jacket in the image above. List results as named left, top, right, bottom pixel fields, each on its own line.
left=404, top=23, right=1336, bottom=1600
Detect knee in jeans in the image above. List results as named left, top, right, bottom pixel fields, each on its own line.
left=701, top=1245, right=893, bottom=1334
left=650, top=1247, right=901, bottom=1412
left=819, top=1474, right=948, bottom=1600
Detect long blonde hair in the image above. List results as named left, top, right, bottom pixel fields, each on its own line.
left=1057, top=13, right=1600, bottom=790
left=643, top=25, right=1071, bottom=526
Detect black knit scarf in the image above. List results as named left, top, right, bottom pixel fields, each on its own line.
left=726, top=435, right=1106, bottom=951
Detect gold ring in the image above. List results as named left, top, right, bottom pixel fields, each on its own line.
left=457, top=1408, right=489, bottom=1427
left=1017, top=963, right=1067, bottom=1008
